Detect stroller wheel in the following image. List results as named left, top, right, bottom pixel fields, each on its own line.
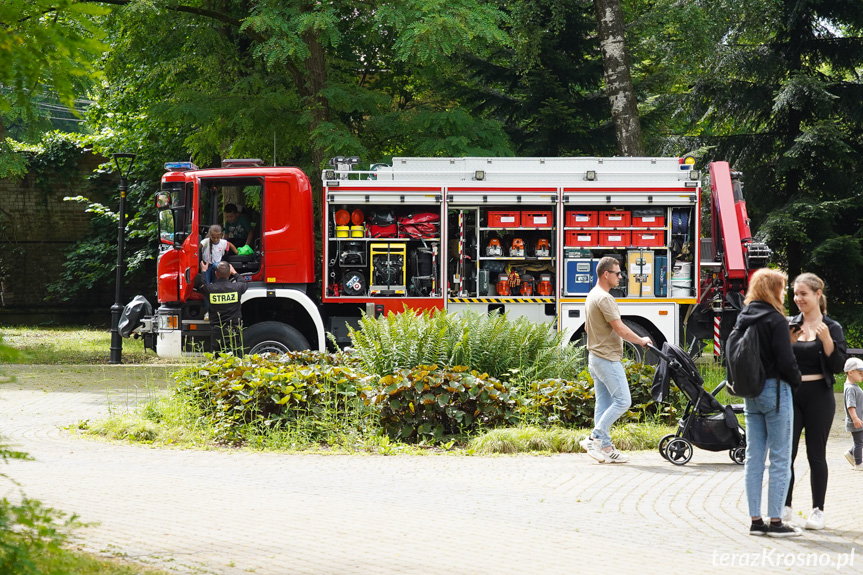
left=658, top=434, right=675, bottom=461
left=666, top=438, right=693, bottom=466
left=730, top=447, right=746, bottom=465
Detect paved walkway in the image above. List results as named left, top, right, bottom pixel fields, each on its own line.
left=1, top=364, right=861, bottom=574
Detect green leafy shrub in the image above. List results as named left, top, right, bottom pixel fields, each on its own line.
left=519, top=361, right=683, bottom=428
left=173, top=351, right=372, bottom=444
left=362, top=365, right=521, bottom=442
left=349, top=307, right=584, bottom=383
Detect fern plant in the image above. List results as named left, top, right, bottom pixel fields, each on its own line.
left=347, top=307, right=584, bottom=384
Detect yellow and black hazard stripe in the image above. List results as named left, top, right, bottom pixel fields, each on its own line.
left=448, top=297, right=555, bottom=304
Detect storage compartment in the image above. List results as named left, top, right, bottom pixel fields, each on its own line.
left=632, top=207, right=665, bottom=228
left=599, top=210, right=631, bottom=228
left=627, top=250, right=654, bottom=297
left=487, top=210, right=521, bottom=228
left=565, top=230, right=598, bottom=247
left=598, top=231, right=631, bottom=247
left=566, top=210, right=598, bottom=228
left=632, top=231, right=665, bottom=248
left=522, top=211, right=553, bottom=228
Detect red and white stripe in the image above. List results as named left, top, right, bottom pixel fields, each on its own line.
left=714, top=315, right=722, bottom=360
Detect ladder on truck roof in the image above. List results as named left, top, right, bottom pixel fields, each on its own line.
left=326, top=156, right=699, bottom=185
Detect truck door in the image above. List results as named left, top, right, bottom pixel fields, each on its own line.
left=178, top=181, right=199, bottom=301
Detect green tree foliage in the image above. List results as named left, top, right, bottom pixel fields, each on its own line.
left=434, top=0, right=618, bottom=156
left=687, top=1, right=863, bottom=330
left=0, top=0, right=107, bottom=176
left=93, top=0, right=515, bottom=175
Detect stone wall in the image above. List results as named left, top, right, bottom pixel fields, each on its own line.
left=0, top=151, right=117, bottom=323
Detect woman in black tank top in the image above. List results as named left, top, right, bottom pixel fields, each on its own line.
left=784, top=273, right=847, bottom=531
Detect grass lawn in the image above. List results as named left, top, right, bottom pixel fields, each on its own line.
left=0, top=325, right=167, bottom=365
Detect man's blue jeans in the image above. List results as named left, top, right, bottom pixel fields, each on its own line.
left=588, top=354, right=631, bottom=449
left=743, top=378, right=793, bottom=519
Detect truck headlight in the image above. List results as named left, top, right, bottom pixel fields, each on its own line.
left=158, top=313, right=179, bottom=330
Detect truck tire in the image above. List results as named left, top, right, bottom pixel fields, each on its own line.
left=243, top=321, right=310, bottom=356
left=622, top=319, right=655, bottom=364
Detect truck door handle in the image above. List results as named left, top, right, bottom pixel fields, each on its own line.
left=185, top=268, right=190, bottom=283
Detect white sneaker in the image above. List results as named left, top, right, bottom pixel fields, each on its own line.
left=581, top=437, right=606, bottom=463
left=844, top=451, right=856, bottom=469
left=601, top=447, right=631, bottom=463
left=856, top=464, right=863, bottom=471
left=804, top=508, right=825, bottom=530
left=782, top=506, right=793, bottom=523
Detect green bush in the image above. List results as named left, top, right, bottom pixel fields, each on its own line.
left=362, top=365, right=521, bottom=442
left=348, top=307, right=584, bottom=384
left=172, top=351, right=373, bottom=444
left=519, top=361, right=683, bottom=428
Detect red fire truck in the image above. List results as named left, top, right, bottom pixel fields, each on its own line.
left=129, top=156, right=768, bottom=360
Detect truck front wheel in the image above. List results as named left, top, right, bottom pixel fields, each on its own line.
left=243, top=321, right=310, bottom=355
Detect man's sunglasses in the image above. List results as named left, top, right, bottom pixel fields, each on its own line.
left=607, top=270, right=623, bottom=276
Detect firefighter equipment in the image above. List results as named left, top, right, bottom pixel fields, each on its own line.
left=335, top=226, right=350, bottom=238
left=510, top=237, right=525, bottom=257
left=398, top=212, right=441, bottom=239
left=486, top=238, right=503, bottom=257
left=496, top=274, right=511, bottom=296
left=508, top=267, right=521, bottom=289
left=351, top=209, right=365, bottom=225
left=350, top=225, right=365, bottom=238
left=409, top=248, right=435, bottom=297
left=338, top=242, right=365, bottom=267
left=370, top=243, right=406, bottom=295
left=535, top=238, right=550, bottom=257
left=334, top=209, right=350, bottom=226
left=537, top=274, right=553, bottom=296
left=520, top=274, right=534, bottom=296
left=628, top=250, right=654, bottom=297
left=369, top=224, right=397, bottom=238
left=340, top=270, right=367, bottom=296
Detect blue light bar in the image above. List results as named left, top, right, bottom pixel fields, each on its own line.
left=164, top=161, right=199, bottom=171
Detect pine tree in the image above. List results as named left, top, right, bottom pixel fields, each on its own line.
left=690, top=0, right=863, bottom=330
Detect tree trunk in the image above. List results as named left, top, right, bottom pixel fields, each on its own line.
left=593, top=0, right=644, bottom=156
left=303, top=31, right=330, bottom=181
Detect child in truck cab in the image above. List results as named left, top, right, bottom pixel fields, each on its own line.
left=223, top=204, right=253, bottom=248
left=200, top=224, right=237, bottom=284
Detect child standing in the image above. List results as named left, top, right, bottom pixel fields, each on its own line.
left=843, top=357, right=863, bottom=470
left=200, top=224, right=237, bottom=283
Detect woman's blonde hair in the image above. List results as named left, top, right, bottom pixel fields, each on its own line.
left=793, top=272, right=827, bottom=314
left=744, top=268, right=787, bottom=314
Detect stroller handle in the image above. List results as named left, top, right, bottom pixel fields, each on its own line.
left=646, top=343, right=669, bottom=362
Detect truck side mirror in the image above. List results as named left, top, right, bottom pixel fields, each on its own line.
left=173, top=231, right=186, bottom=248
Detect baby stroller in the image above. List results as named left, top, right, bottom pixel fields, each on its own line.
left=649, top=342, right=746, bottom=466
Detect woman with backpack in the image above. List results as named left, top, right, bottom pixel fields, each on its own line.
left=783, top=273, right=847, bottom=530
left=736, top=268, right=802, bottom=537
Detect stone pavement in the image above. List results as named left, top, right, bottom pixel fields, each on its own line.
left=1, top=364, right=861, bottom=574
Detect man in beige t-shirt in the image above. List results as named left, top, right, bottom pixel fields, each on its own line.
left=579, top=256, right=650, bottom=463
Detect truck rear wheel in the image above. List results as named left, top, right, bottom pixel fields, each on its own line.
left=622, top=319, right=655, bottom=364
left=243, top=321, right=310, bottom=355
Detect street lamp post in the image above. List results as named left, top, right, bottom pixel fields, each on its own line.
left=109, top=153, right=137, bottom=365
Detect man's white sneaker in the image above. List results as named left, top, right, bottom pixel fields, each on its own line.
left=804, top=508, right=825, bottom=530
left=601, top=447, right=630, bottom=463
left=581, top=437, right=606, bottom=463
left=844, top=451, right=856, bottom=469
left=782, top=506, right=793, bottom=523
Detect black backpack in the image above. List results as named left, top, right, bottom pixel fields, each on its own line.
left=725, top=318, right=767, bottom=398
